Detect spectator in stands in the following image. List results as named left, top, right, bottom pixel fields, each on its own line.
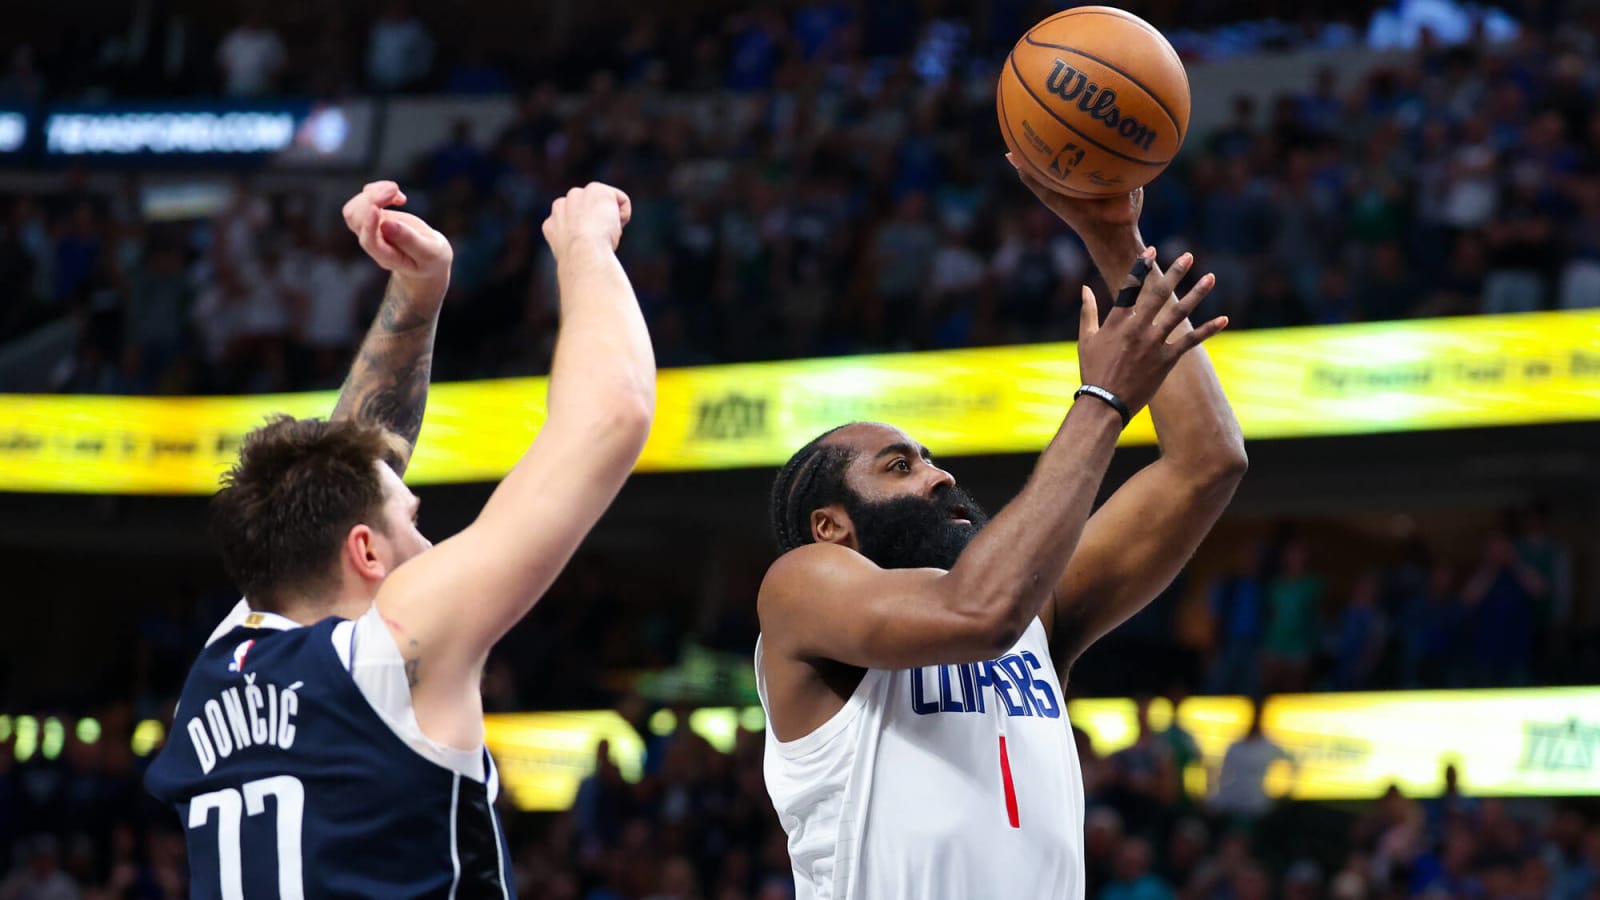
left=1106, top=698, right=1181, bottom=836
left=1209, top=94, right=1259, bottom=160
left=0, top=47, right=44, bottom=104
left=1210, top=702, right=1295, bottom=821
left=1262, top=539, right=1322, bottom=693
left=51, top=203, right=102, bottom=306
left=1206, top=541, right=1268, bottom=696
left=1083, top=807, right=1126, bottom=898
left=367, top=0, right=435, bottom=92
left=859, top=190, right=934, bottom=347
left=215, top=12, right=287, bottom=97
left=1356, top=240, right=1420, bottom=322
left=1100, top=838, right=1175, bottom=900
left=1399, top=562, right=1465, bottom=688
left=122, top=242, right=193, bottom=391
left=290, top=229, right=375, bottom=387
left=1462, top=527, right=1543, bottom=686
left=1483, top=181, right=1558, bottom=314
left=1515, top=503, right=1575, bottom=670
left=428, top=119, right=492, bottom=194
left=1560, top=181, right=1600, bottom=309
left=0, top=834, right=80, bottom=900
left=989, top=206, right=1086, bottom=344
left=1330, top=572, right=1388, bottom=691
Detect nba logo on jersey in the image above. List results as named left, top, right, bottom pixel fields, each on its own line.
left=227, top=640, right=255, bottom=673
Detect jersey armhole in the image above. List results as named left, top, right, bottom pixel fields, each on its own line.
left=332, top=609, right=487, bottom=784
left=755, top=635, right=874, bottom=760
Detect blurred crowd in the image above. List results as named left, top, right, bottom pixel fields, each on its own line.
left=5, top=696, right=1600, bottom=900
left=0, top=498, right=1588, bottom=898
left=0, top=0, right=1405, bottom=104
left=2, top=2, right=1599, bottom=898
left=3, top=5, right=1600, bottom=391
left=1197, top=506, right=1580, bottom=697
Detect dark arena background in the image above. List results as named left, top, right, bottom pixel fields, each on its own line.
left=1, top=0, right=1599, bottom=897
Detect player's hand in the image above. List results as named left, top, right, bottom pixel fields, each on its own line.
left=1075, top=247, right=1226, bottom=415
left=342, top=181, right=454, bottom=286
left=1006, top=152, right=1142, bottom=234
left=542, top=182, right=632, bottom=256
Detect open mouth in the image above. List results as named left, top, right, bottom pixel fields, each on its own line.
left=948, top=505, right=971, bottom=524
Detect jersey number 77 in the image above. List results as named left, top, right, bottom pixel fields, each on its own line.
left=188, top=775, right=306, bottom=899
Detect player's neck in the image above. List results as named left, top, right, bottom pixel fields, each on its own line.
left=273, top=585, right=378, bottom=626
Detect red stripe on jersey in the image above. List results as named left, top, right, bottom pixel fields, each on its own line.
left=998, top=736, right=1020, bottom=828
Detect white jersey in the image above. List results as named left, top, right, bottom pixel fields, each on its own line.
left=756, top=618, right=1085, bottom=900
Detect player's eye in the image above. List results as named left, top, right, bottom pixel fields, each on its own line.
left=890, top=458, right=911, bottom=473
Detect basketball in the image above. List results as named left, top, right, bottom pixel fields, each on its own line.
left=997, top=6, right=1191, bottom=198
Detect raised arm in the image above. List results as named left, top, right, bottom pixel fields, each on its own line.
left=1007, top=161, right=1249, bottom=670
left=760, top=256, right=1224, bottom=672
left=374, top=183, right=655, bottom=748
left=331, top=181, right=453, bottom=475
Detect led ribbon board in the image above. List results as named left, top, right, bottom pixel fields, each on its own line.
left=480, top=687, right=1600, bottom=811
left=1, top=310, right=1596, bottom=494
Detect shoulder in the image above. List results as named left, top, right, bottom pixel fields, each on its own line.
left=760, top=544, right=866, bottom=605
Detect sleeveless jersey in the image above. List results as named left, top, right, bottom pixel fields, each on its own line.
left=755, top=618, right=1084, bottom=900
left=146, top=603, right=515, bottom=899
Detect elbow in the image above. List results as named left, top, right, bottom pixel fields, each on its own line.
left=572, top=386, right=654, bottom=463
left=1197, top=441, right=1249, bottom=493
left=971, top=594, right=1034, bottom=659
left=602, top=391, right=654, bottom=453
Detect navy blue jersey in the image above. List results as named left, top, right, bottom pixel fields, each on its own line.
left=146, top=607, right=515, bottom=899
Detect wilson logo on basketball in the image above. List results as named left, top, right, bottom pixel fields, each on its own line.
left=1044, top=59, right=1159, bottom=152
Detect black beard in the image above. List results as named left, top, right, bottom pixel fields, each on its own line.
left=843, top=484, right=991, bottom=570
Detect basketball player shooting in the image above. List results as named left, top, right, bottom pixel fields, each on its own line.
left=147, top=181, right=653, bottom=898
left=757, top=165, right=1245, bottom=899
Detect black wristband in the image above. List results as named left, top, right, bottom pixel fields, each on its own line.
left=1074, top=384, right=1131, bottom=426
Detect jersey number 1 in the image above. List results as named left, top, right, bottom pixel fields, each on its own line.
left=188, top=775, right=305, bottom=899
left=998, top=736, right=1020, bottom=828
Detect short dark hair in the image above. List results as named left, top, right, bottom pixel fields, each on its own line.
left=769, top=424, right=857, bottom=553
left=210, top=416, right=405, bottom=612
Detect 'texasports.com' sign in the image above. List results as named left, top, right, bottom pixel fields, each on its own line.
left=1, top=310, right=1597, bottom=494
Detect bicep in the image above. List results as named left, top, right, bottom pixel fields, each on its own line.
left=376, top=418, right=641, bottom=685
left=759, top=546, right=1009, bottom=670
left=1050, top=461, right=1238, bottom=664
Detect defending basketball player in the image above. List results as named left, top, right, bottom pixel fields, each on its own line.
left=756, top=166, right=1245, bottom=900
left=147, top=181, right=653, bottom=897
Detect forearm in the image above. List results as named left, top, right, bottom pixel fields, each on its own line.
left=331, top=272, right=447, bottom=473
left=1080, top=228, right=1244, bottom=474
left=546, top=238, right=655, bottom=430
left=945, top=401, right=1123, bottom=644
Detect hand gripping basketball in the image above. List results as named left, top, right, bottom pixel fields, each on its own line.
left=1074, top=247, right=1225, bottom=416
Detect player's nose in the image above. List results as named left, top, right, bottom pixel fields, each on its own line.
left=926, top=464, right=956, bottom=494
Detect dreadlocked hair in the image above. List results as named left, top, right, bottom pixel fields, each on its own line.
left=769, top=424, right=858, bottom=553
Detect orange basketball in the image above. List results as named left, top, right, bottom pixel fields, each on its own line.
left=997, top=6, right=1191, bottom=198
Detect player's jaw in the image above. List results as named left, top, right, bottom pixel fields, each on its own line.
left=843, top=482, right=990, bottom=571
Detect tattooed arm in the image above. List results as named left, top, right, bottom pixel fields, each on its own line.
left=330, top=181, right=453, bottom=475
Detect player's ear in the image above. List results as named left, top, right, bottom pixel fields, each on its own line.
left=344, top=524, right=387, bottom=581
left=811, top=505, right=856, bottom=548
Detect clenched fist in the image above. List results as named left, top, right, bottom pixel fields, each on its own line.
left=341, top=181, right=453, bottom=286
left=542, top=182, right=632, bottom=256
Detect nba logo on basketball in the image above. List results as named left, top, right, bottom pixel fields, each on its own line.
left=227, top=639, right=255, bottom=673
left=1050, top=142, right=1086, bottom=178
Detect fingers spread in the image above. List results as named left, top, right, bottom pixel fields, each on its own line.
left=1179, top=315, right=1229, bottom=353
left=1155, top=270, right=1214, bottom=334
